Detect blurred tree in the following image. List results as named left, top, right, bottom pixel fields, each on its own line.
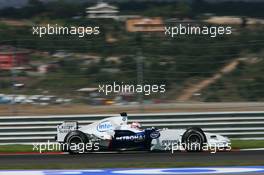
left=176, top=0, right=192, bottom=18
left=28, top=0, right=42, bottom=6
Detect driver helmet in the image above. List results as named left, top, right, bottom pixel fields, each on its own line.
left=130, top=122, right=141, bottom=129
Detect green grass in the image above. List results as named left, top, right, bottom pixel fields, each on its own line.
left=231, top=140, right=264, bottom=149
left=0, top=145, right=34, bottom=153
left=0, top=145, right=59, bottom=153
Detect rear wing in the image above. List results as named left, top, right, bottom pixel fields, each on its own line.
left=57, top=121, right=78, bottom=142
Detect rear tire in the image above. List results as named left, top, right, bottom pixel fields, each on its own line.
left=65, top=131, right=88, bottom=154
left=181, top=127, right=207, bottom=152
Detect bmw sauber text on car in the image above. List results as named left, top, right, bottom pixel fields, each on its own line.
left=56, top=113, right=231, bottom=154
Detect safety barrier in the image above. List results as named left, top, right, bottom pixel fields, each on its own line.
left=0, top=111, right=264, bottom=145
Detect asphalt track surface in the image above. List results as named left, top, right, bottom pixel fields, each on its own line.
left=1, top=150, right=264, bottom=165
left=0, top=151, right=264, bottom=174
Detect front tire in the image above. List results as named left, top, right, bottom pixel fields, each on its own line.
left=181, top=127, right=207, bottom=152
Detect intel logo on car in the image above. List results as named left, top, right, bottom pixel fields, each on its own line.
left=97, top=121, right=113, bottom=132
left=150, top=131, right=160, bottom=139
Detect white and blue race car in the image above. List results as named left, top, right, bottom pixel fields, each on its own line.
left=56, top=113, right=231, bottom=154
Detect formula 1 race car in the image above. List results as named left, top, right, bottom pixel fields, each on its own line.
left=56, top=113, right=230, bottom=154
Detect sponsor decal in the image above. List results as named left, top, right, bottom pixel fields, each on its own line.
left=58, top=122, right=77, bottom=134
left=122, top=116, right=127, bottom=122
left=97, top=120, right=113, bottom=132
left=116, top=134, right=145, bottom=142
left=161, top=140, right=180, bottom=146
left=150, top=131, right=160, bottom=139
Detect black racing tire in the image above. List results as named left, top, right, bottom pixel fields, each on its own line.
left=181, top=127, right=207, bottom=152
left=64, top=130, right=88, bottom=154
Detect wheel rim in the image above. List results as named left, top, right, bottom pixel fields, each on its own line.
left=187, top=134, right=202, bottom=151
left=68, top=136, right=84, bottom=153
